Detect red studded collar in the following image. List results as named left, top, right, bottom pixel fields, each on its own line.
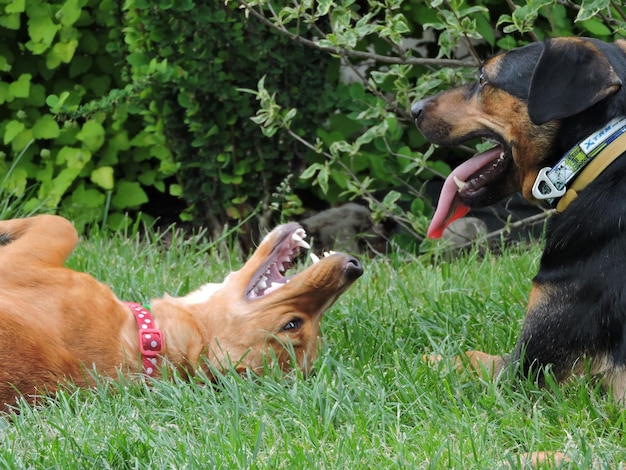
left=124, top=302, right=163, bottom=377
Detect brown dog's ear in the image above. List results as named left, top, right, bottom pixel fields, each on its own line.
left=528, top=38, right=622, bottom=125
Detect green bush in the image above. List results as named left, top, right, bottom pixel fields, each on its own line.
left=0, top=0, right=178, bottom=229
left=0, top=1, right=337, bottom=235
left=115, top=1, right=340, bottom=237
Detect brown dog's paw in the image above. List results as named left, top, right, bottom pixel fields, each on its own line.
left=421, top=353, right=444, bottom=365
left=519, top=451, right=569, bottom=467
left=422, top=350, right=504, bottom=380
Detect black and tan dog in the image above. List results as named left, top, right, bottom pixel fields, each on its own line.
left=412, top=37, right=626, bottom=404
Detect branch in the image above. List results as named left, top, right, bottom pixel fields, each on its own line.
left=455, top=210, right=553, bottom=251
left=238, top=1, right=478, bottom=68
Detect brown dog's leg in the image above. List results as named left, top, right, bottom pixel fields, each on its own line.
left=0, top=215, right=78, bottom=268
left=464, top=350, right=506, bottom=379
left=519, top=451, right=569, bottom=467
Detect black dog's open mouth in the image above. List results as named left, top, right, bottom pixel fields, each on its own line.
left=428, top=140, right=513, bottom=239
left=454, top=144, right=510, bottom=198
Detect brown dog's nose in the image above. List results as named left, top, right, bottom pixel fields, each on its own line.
left=344, top=256, right=364, bottom=280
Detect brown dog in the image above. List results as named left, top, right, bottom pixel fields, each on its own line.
left=0, top=215, right=363, bottom=410
left=412, top=37, right=626, bottom=402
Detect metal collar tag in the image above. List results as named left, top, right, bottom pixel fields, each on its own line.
left=532, top=167, right=566, bottom=201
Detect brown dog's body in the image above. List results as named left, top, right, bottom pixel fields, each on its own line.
left=413, top=37, right=626, bottom=402
left=0, top=215, right=362, bottom=410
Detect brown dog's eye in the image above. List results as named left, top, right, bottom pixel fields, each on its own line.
left=283, top=319, right=302, bottom=332
left=478, top=73, right=487, bottom=87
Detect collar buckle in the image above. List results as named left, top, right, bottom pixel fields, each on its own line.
left=532, top=167, right=566, bottom=201
left=139, top=328, right=162, bottom=357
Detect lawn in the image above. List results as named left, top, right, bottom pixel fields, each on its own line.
left=0, top=225, right=624, bottom=469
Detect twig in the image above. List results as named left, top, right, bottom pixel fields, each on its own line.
left=456, top=210, right=553, bottom=251
left=238, top=1, right=477, bottom=68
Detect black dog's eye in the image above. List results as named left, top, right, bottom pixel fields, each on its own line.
left=478, top=69, right=489, bottom=88
left=282, top=319, right=302, bottom=332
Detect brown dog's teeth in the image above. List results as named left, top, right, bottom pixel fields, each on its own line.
left=292, top=231, right=310, bottom=250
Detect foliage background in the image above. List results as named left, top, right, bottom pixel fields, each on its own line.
left=0, top=0, right=624, bottom=242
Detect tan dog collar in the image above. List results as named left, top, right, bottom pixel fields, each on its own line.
left=532, top=116, right=626, bottom=212
left=556, top=131, right=626, bottom=212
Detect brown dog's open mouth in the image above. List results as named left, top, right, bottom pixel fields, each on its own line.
left=428, top=142, right=512, bottom=239
left=246, top=226, right=313, bottom=300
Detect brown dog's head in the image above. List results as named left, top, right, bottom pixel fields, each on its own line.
left=172, top=223, right=363, bottom=375
left=412, top=37, right=625, bottom=238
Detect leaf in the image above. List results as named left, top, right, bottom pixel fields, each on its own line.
left=382, top=190, right=401, bottom=208
left=410, top=198, right=425, bottom=215
left=57, top=146, right=92, bottom=170
left=8, top=73, right=31, bottom=99
left=26, top=83, right=46, bottom=106
left=226, top=206, right=240, bottom=219
left=2, top=166, right=28, bottom=194
left=76, top=120, right=105, bottom=151
left=0, top=82, right=10, bottom=104
left=315, top=0, right=333, bottom=16
left=90, top=166, right=115, bottom=191
left=300, top=162, right=324, bottom=180
left=0, top=55, right=10, bottom=73
left=4, top=120, right=25, bottom=144
left=49, top=167, right=81, bottom=205
left=5, top=0, right=25, bottom=14
left=126, top=52, right=149, bottom=67
left=57, top=0, right=82, bottom=26
left=138, top=170, right=156, bottom=186
left=27, top=15, right=59, bottom=46
left=46, top=39, right=78, bottom=69
left=69, top=184, right=105, bottom=208
left=111, top=181, right=148, bottom=209
left=348, top=82, right=365, bottom=100
left=317, top=165, right=329, bottom=194
left=576, top=0, right=610, bottom=22
left=32, top=114, right=60, bottom=139
left=45, top=91, right=70, bottom=113
left=0, top=13, right=20, bottom=30
left=10, top=128, right=33, bottom=151
left=579, top=18, right=611, bottom=36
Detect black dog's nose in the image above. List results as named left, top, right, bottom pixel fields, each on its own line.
left=411, top=100, right=426, bottom=121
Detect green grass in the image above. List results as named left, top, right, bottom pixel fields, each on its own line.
left=1, top=227, right=624, bottom=469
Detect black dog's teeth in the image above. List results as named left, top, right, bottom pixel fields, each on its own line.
left=455, top=151, right=508, bottom=193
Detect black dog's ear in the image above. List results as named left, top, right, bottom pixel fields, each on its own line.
left=528, top=38, right=622, bottom=125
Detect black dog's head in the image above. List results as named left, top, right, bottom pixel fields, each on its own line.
left=412, top=37, right=626, bottom=238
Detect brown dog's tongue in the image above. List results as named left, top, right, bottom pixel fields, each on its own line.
left=427, top=148, right=504, bottom=239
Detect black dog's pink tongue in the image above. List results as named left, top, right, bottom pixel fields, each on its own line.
left=427, top=148, right=504, bottom=239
